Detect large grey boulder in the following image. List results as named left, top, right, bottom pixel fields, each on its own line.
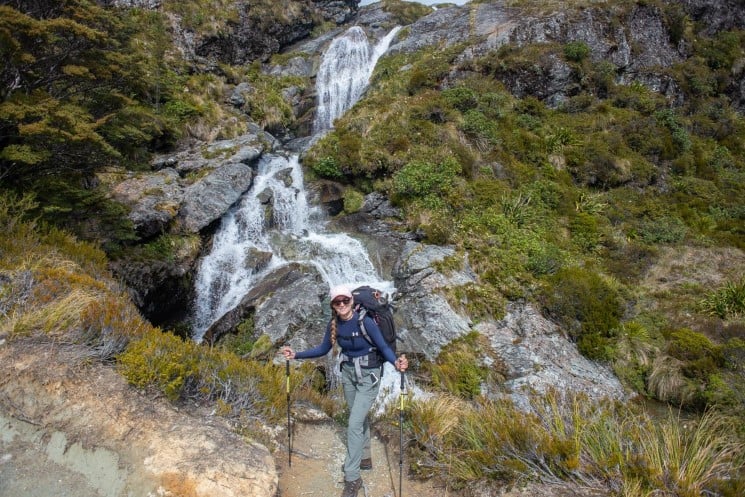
left=110, top=168, right=183, bottom=238
left=393, top=242, right=474, bottom=359
left=177, top=162, right=254, bottom=233
left=203, top=262, right=327, bottom=346
left=478, top=302, right=628, bottom=411
left=113, top=130, right=273, bottom=238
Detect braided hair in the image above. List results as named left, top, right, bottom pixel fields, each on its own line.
left=329, top=305, right=339, bottom=347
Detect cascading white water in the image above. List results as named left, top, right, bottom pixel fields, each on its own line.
left=192, top=26, right=401, bottom=341
left=192, top=154, right=308, bottom=336
left=314, top=25, right=402, bottom=133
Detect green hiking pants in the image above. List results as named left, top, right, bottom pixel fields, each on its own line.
left=341, top=362, right=381, bottom=482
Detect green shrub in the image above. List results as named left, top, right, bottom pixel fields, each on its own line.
left=541, top=267, right=625, bottom=360
left=699, top=279, right=745, bottom=319
left=425, top=333, right=493, bottom=399
left=665, top=328, right=722, bottom=364
left=636, top=215, right=688, bottom=244
left=416, top=208, right=454, bottom=245
left=655, top=108, right=691, bottom=156
left=569, top=212, right=603, bottom=252
left=442, top=86, right=479, bottom=112
left=722, top=338, right=745, bottom=371
left=526, top=242, right=564, bottom=276
left=392, top=157, right=461, bottom=199
left=117, top=328, right=201, bottom=400
left=611, top=81, right=664, bottom=114
left=117, top=328, right=320, bottom=421
left=461, top=109, right=500, bottom=145
left=564, top=41, right=590, bottom=62
left=311, top=156, right=343, bottom=179
left=695, top=30, right=743, bottom=70
left=658, top=328, right=730, bottom=409
left=343, top=189, right=365, bottom=214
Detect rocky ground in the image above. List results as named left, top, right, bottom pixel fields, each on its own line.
left=276, top=421, right=436, bottom=497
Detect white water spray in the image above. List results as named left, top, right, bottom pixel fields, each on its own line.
left=192, top=26, right=401, bottom=340
left=314, top=26, right=401, bottom=133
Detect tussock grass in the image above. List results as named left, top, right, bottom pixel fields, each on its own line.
left=700, top=278, right=745, bottom=319
left=408, top=390, right=744, bottom=494
left=117, top=328, right=324, bottom=423
left=0, top=192, right=152, bottom=359
left=647, top=355, right=692, bottom=406
left=410, top=394, right=466, bottom=451
left=637, top=410, right=744, bottom=497
left=8, top=287, right=100, bottom=337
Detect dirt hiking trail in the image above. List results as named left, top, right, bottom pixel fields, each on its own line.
left=276, top=421, right=445, bottom=497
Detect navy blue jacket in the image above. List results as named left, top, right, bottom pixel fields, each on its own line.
left=294, top=311, right=397, bottom=365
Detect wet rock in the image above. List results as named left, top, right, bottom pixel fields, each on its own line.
left=203, top=263, right=326, bottom=345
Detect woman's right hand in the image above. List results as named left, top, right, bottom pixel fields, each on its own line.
left=282, top=346, right=295, bottom=360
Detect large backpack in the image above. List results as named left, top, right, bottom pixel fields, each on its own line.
left=351, top=285, right=397, bottom=357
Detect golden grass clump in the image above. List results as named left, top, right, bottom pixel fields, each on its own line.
left=637, top=409, right=745, bottom=497
left=0, top=192, right=154, bottom=358
left=409, top=394, right=466, bottom=451
left=117, top=328, right=324, bottom=423
left=647, top=355, right=693, bottom=406
left=407, top=389, right=744, bottom=494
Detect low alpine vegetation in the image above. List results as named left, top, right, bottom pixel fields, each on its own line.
left=408, top=390, right=744, bottom=496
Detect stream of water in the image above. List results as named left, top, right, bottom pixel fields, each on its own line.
left=192, top=26, right=401, bottom=341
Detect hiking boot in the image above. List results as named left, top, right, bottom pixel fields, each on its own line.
left=341, top=477, right=363, bottom=497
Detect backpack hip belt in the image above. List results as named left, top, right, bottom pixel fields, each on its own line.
left=341, top=350, right=379, bottom=380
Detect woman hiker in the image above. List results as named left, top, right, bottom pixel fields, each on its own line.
left=282, top=284, right=408, bottom=497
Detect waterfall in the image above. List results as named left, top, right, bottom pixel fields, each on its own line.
left=314, top=25, right=401, bottom=133
left=192, top=26, right=401, bottom=341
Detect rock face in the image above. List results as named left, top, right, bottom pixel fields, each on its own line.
left=166, top=0, right=359, bottom=67
left=203, top=262, right=328, bottom=345
left=478, top=303, right=628, bottom=410
left=387, top=1, right=743, bottom=109
left=0, top=341, right=278, bottom=497
left=393, top=242, right=474, bottom=359
left=112, top=129, right=274, bottom=238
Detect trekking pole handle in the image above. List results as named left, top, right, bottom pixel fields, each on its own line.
left=286, top=359, right=290, bottom=392
left=399, top=371, right=406, bottom=409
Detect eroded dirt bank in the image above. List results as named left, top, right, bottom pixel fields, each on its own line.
left=0, top=340, right=277, bottom=497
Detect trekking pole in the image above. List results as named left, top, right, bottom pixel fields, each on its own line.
left=286, top=359, right=292, bottom=468
left=399, top=367, right=406, bottom=497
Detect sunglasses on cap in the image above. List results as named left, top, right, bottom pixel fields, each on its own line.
left=331, top=297, right=351, bottom=306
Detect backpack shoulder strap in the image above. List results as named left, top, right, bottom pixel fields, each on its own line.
left=357, top=308, right=374, bottom=347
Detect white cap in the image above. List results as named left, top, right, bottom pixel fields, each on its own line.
left=329, top=285, right=352, bottom=300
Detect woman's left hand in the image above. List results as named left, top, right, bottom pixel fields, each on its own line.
left=395, top=354, right=408, bottom=372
